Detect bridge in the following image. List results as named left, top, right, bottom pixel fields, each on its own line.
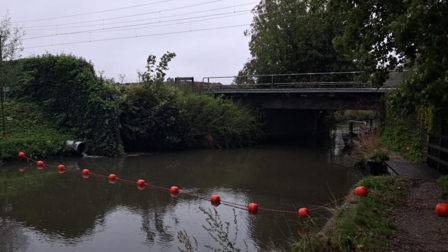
left=186, top=72, right=404, bottom=137
left=201, top=71, right=403, bottom=110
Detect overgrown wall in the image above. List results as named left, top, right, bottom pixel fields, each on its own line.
left=18, top=54, right=124, bottom=157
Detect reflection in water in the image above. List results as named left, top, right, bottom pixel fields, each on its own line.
left=0, top=128, right=360, bottom=251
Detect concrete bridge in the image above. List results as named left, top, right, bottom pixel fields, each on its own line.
left=197, top=72, right=402, bottom=137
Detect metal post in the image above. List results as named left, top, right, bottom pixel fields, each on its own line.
left=349, top=121, right=353, bottom=140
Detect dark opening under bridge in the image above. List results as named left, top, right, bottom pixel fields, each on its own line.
left=181, top=72, right=405, bottom=137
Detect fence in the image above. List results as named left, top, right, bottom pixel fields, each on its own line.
left=427, top=133, right=448, bottom=174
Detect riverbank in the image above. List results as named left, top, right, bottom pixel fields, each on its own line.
left=0, top=102, right=75, bottom=162
left=289, top=175, right=448, bottom=251
left=0, top=54, right=264, bottom=161
left=288, top=127, right=448, bottom=251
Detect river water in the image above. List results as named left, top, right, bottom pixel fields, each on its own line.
left=0, top=128, right=360, bottom=252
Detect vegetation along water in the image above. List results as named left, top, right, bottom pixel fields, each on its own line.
left=1, top=0, right=448, bottom=251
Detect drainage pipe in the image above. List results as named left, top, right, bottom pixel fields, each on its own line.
left=66, top=140, right=88, bottom=154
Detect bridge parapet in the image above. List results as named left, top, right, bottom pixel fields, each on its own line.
left=201, top=71, right=407, bottom=91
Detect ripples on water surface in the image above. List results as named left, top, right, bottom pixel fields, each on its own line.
left=0, top=129, right=361, bottom=251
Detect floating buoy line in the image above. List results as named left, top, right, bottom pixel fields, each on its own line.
left=3, top=131, right=448, bottom=218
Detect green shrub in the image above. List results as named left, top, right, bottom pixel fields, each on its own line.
left=17, top=53, right=124, bottom=157
left=119, top=84, right=190, bottom=150
left=176, top=93, right=264, bottom=147
left=119, top=85, right=264, bottom=150
left=0, top=102, right=75, bottom=161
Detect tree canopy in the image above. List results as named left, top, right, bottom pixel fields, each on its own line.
left=319, top=0, right=448, bottom=111
left=0, top=12, right=26, bottom=131
left=239, top=0, right=357, bottom=83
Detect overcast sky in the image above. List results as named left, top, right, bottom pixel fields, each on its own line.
left=2, top=0, right=257, bottom=84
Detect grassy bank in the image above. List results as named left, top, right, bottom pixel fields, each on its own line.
left=290, top=176, right=408, bottom=252
left=0, top=102, right=76, bottom=162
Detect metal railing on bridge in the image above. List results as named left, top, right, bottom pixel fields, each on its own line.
left=201, top=71, right=409, bottom=91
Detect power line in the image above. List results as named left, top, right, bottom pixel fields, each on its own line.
left=15, top=0, right=172, bottom=23
left=25, top=12, right=251, bottom=40
left=24, top=24, right=250, bottom=49
left=22, top=0, right=223, bottom=28
left=23, top=2, right=255, bottom=30
left=92, top=12, right=250, bottom=34
left=23, top=10, right=251, bottom=40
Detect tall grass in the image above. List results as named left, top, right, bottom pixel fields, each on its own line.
left=353, top=131, right=390, bottom=162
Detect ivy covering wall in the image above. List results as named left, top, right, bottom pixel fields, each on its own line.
left=18, top=54, right=124, bottom=157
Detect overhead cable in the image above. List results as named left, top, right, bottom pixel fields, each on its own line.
left=15, top=0, right=172, bottom=23
left=23, top=10, right=251, bottom=40
left=24, top=2, right=256, bottom=30
left=24, top=24, right=250, bottom=49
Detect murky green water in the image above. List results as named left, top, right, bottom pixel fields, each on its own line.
left=0, top=129, right=360, bottom=251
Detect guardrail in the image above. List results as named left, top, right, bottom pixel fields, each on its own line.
left=201, top=71, right=407, bottom=90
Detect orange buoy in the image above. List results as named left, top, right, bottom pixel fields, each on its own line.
left=109, top=174, right=117, bottom=184
left=211, top=195, right=221, bottom=203
left=82, top=169, right=90, bottom=178
left=58, top=165, right=65, bottom=171
left=137, top=179, right=145, bottom=186
left=37, top=161, right=44, bottom=167
left=170, top=186, right=179, bottom=194
left=248, top=203, right=258, bottom=212
left=354, top=186, right=368, bottom=197
left=137, top=185, right=145, bottom=190
left=298, top=208, right=309, bottom=218
left=58, top=169, right=65, bottom=174
left=435, top=203, right=448, bottom=217
left=18, top=152, right=26, bottom=158
left=170, top=192, right=179, bottom=197
left=19, top=167, right=26, bottom=172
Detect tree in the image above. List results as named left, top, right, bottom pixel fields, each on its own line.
left=117, top=74, right=126, bottom=84
left=141, top=51, right=176, bottom=86
left=319, top=0, right=448, bottom=111
left=119, top=52, right=186, bottom=149
left=240, top=0, right=357, bottom=84
left=136, top=69, right=142, bottom=83
left=0, top=12, right=25, bottom=131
